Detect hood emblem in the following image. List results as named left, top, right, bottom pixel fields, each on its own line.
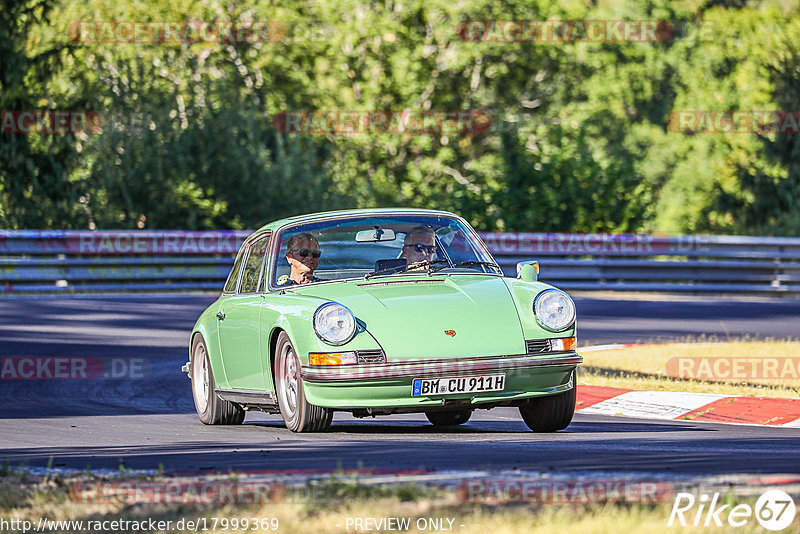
left=444, top=330, right=456, bottom=337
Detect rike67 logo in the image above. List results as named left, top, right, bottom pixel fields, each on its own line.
left=668, top=490, right=796, bottom=530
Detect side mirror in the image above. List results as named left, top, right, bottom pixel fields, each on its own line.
left=517, top=261, right=539, bottom=282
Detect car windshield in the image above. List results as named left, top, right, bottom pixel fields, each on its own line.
left=270, top=214, right=500, bottom=287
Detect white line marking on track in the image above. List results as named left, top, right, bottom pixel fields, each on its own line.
left=579, top=391, right=731, bottom=420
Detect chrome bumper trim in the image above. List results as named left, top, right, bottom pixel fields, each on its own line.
left=300, top=353, right=581, bottom=382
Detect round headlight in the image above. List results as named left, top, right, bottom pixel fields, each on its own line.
left=313, top=302, right=357, bottom=345
left=533, top=289, right=576, bottom=332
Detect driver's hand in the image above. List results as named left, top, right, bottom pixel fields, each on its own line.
left=407, top=260, right=429, bottom=271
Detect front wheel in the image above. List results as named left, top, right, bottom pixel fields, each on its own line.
left=274, top=332, right=332, bottom=432
left=191, top=334, right=245, bottom=425
left=425, top=409, right=472, bottom=426
left=518, top=371, right=576, bottom=432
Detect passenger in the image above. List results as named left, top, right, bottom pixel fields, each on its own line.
left=277, top=233, right=322, bottom=286
left=401, top=226, right=437, bottom=266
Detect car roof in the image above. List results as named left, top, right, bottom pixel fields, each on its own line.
left=253, top=208, right=461, bottom=234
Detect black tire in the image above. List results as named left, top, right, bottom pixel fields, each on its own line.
left=518, top=371, right=577, bottom=432
left=425, top=409, right=472, bottom=426
left=191, top=334, right=245, bottom=425
left=274, top=332, right=332, bottom=432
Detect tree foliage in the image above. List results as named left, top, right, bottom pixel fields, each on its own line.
left=1, top=0, right=799, bottom=233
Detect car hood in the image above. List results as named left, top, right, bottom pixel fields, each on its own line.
left=289, top=275, right=526, bottom=361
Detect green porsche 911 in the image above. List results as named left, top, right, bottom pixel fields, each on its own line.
left=184, top=209, right=580, bottom=432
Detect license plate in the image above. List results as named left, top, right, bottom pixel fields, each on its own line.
left=411, top=374, right=505, bottom=396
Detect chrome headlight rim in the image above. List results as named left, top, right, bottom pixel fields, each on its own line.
left=313, top=302, right=357, bottom=346
left=533, top=289, right=576, bottom=332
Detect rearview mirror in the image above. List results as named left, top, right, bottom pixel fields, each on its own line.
left=355, top=227, right=397, bottom=242
left=517, top=261, right=539, bottom=282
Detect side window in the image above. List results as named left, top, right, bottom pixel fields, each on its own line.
left=239, top=235, right=270, bottom=293
left=224, top=246, right=247, bottom=293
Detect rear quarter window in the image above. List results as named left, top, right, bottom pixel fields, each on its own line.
left=239, top=235, right=271, bottom=293
left=224, top=246, right=247, bottom=293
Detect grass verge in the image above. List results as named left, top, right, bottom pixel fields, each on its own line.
left=0, top=472, right=780, bottom=534
left=579, top=340, right=800, bottom=398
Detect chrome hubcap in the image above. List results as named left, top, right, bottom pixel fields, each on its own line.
left=192, top=343, right=209, bottom=413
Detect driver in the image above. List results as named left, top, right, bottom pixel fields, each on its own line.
left=277, top=233, right=322, bottom=286
left=401, top=226, right=437, bottom=266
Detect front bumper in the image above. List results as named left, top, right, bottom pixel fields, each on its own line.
left=300, top=352, right=581, bottom=410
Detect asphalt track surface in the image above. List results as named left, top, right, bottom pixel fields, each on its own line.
left=1, top=294, right=799, bottom=475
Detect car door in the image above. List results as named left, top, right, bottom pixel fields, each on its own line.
left=218, top=234, right=271, bottom=390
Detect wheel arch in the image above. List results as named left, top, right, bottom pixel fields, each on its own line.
left=189, top=324, right=230, bottom=390
left=267, top=326, right=286, bottom=392
left=265, top=316, right=305, bottom=391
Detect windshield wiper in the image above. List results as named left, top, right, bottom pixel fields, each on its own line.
left=428, top=260, right=503, bottom=274
left=364, top=259, right=449, bottom=280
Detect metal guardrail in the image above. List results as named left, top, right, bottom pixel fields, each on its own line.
left=482, top=233, right=800, bottom=294
left=1, top=230, right=798, bottom=294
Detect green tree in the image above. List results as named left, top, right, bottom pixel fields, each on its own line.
left=0, top=0, right=84, bottom=227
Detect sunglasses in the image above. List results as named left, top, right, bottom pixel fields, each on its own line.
left=290, top=248, right=321, bottom=259
left=405, top=244, right=436, bottom=254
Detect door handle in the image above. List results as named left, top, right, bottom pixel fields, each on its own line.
left=216, top=311, right=226, bottom=321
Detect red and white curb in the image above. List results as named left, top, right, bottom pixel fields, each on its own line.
left=577, top=386, right=800, bottom=427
